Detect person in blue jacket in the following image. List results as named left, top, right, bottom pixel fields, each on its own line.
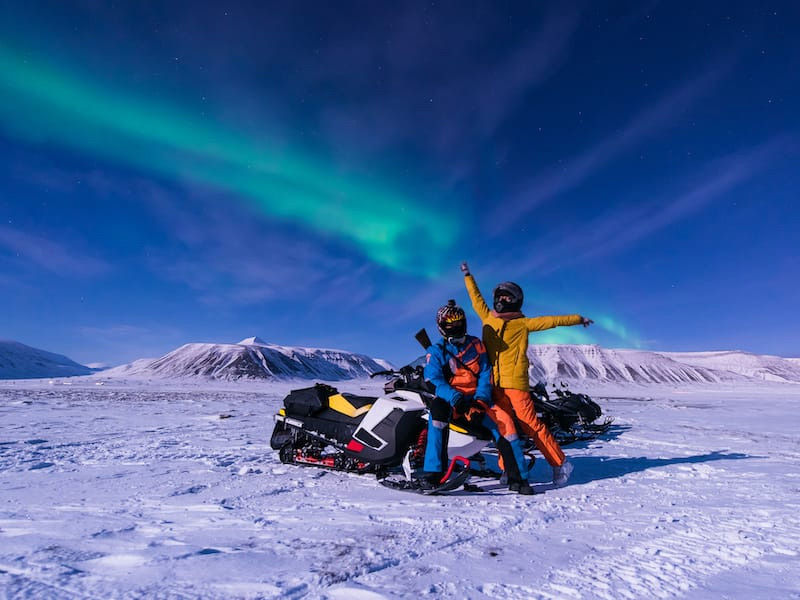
left=422, top=299, right=534, bottom=494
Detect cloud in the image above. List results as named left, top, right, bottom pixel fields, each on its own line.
left=74, top=322, right=185, bottom=365
left=317, top=6, right=581, bottom=162
left=0, top=225, right=110, bottom=277
left=139, top=183, right=380, bottom=309
left=77, top=324, right=155, bottom=338
left=432, top=6, right=582, bottom=145
left=506, top=136, right=793, bottom=275
left=490, top=57, right=734, bottom=233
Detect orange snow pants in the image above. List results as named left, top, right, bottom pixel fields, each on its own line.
left=492, top=386, right=566, bottom=467
left=481, top=402, right=519, bottom=474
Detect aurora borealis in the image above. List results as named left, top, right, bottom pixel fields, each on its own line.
left=0, top=42, right=455, bottom=274
left=1, top=2, right=798, bottom=365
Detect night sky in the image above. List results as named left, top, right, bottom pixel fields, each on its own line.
left=1, top=1, right=798, bottom=366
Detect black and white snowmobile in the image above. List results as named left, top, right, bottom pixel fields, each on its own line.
left=270, top=364, right=496, bottom=494
left=531, top=381, right=613, bottom=445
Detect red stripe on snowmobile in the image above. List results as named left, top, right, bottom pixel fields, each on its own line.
left=291, top=449, right=370, bottom=471
left=346, top=440, right=364, bottom=452
left=440, top=455, right=470, bottom=484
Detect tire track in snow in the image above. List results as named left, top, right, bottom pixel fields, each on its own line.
left=307, top=493, right=544, bottom=598
left=534, top=509, right=800, bottom=599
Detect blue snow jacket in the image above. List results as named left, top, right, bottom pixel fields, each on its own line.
left=424, top=335, right=493, bottom=406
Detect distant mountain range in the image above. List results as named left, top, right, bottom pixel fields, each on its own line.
left=101, top=336, right=389, bottom=381
left=0, top=340, right=92, bottom=380
left=2, top=337, right=798, bottom=385
left=528, top=345, right=800, bottom=385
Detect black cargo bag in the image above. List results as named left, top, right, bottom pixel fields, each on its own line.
left=283, top=383, right=338, bottom=417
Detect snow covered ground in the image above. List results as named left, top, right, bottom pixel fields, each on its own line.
left=1, top=378, right=799, bottom=599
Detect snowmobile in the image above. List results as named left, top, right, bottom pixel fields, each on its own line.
left=270, top=363, right=496, bottom=494
left=270, top=328, right=612, bottom=492
left=530, top=381, right=613, bottom=445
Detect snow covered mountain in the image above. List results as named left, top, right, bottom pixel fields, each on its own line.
left=0, top=340, right=92, bottom=379
left=102, top=337, right=386, bottom=381
left=528, top=345, right=800, bottom=385
left=660, top=350, right=800, bottom=383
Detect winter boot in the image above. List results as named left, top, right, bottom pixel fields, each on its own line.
left=509, top=480, right=535, bottom=495
left=553, top=460, right=574, bottom=487
left=417, top=472, right=443, bottom=491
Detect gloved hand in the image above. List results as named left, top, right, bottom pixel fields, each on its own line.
left=465, top=405, right=485, bottom=423
left=463, top=397, right=489, bottom=422
left=460, top=261, right=470, bottom=275
left=474, top=398, right=491, bottom=410
left=580, top=316, right=594, bottom=327
left=452, top=393, right=471, bottom=415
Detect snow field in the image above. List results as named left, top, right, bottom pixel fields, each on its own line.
left=0, top=380, right=799, bottom=599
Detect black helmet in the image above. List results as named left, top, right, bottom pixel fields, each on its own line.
left=436, top=299, right=467, bottom=339
left=493, top=281, right=523, bottom=313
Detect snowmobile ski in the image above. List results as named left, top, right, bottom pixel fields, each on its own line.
left=378, top=467, right=471, bottom=495
left=378, top=456, right=472, bottom=495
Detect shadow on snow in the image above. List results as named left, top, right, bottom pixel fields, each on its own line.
left=561, top=450, right=755, bottom=486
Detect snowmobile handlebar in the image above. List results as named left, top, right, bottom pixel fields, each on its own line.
left=369, top=365, right=419, bottom=379
left=369, top=370, right=397, bottom=378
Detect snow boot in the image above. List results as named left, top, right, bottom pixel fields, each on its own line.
left=508, top=480, right=536, bottom=495
left=553, top=460, right=574, bottom=487
left=417, top=472, right=444, bottom=491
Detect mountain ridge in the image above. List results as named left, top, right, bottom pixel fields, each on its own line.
left=528, top=344, right=800, bottom=385
left=4, top=336, right=798, bottom=384
left=101, top=337, right=387, bottom=381
left=0, top=340, right=92, bottom=380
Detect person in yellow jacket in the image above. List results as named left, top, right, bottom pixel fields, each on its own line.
left=460, top=261, right=593, bottom=486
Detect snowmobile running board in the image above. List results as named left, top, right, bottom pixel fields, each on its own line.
left=378, top=456, right=472, bottom=495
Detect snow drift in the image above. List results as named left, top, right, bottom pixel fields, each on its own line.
left=102, top=337, right=386, bottom=381
left=0, top=340, right=92, bottom=380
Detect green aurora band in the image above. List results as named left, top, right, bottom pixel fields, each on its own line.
left=0, top=43, right=457, bottom=274
left=531, top=314, right=641, bottom=347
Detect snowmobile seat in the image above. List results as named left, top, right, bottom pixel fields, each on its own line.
left=338, top=393, right=374, bottom=412
left=319, top=393, right=373, bottom=422
left=284, top=383, right=338, bottom=417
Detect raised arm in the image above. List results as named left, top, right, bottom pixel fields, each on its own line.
left=461, top=262, right=491, bottom=321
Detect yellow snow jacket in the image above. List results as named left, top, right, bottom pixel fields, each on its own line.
left=464, top=274, right=583, bottom=391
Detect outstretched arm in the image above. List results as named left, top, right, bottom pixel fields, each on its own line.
left=526, top=314, right=591, bottom=331
left=461, top=262, right=491, bottom=321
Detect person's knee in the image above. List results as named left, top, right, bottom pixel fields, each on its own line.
left=429, top=397, right=451, bottom=422
left=497, top=415, right=518, bottom=439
